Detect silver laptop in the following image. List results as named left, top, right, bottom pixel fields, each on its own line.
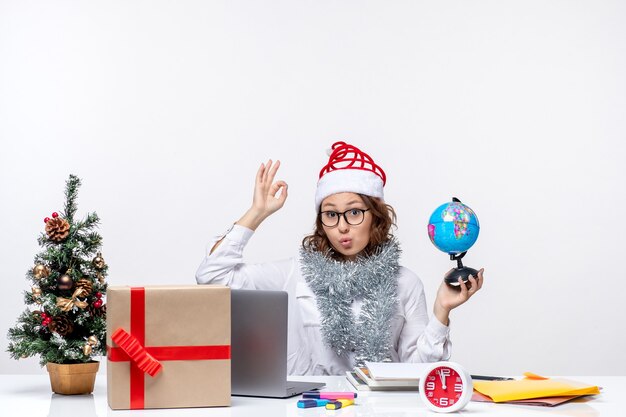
left=231, top=289, right=325, bottom=398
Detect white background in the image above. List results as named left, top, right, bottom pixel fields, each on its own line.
left=1, top=1, right=625, bottom=376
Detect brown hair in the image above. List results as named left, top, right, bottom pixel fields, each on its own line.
left=301, top=194, right=397, bottom=260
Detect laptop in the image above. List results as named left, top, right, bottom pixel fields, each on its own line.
left=231, top=289, right=325, bottom=398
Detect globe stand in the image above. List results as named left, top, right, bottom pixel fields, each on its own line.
left=445, top=252, right=478, bottom=288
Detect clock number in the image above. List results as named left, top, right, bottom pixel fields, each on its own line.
left=439, top=398, right=449, bottom=406
left=455, top=383, right=463, bottom=392
left=426, top=381, right=435, bottom=391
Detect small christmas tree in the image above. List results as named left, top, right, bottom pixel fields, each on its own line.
left=7, top=175, right=108, bottom=365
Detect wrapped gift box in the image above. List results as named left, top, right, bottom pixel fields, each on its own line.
left=106, top=285, right=230, bottom=409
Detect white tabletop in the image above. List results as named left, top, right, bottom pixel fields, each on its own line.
left=0, top=374, right=619, bottom=417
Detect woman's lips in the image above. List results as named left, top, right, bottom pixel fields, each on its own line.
left=339, top=238, right=352, bottom=248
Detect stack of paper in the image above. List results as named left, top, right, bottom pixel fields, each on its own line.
left=345, top=362, right=428, bottom=391
left=472, top=372, right=601, bottom=406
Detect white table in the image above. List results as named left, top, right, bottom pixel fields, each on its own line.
left=0, top=374, right=620, bottom=416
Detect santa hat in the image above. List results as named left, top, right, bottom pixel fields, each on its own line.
left=315, top=141, right=386, bottom=211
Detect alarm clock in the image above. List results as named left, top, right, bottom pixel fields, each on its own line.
left=419, top=361, right=473, bottom=413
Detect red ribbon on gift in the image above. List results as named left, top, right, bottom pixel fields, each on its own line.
left=107, top=287, right=231, bottom=409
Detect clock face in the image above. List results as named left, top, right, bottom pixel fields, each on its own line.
left=423, top=365, right=466, bottom=409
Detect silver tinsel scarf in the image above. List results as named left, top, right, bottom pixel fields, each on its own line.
left=300, top=239, right=401, bottom=366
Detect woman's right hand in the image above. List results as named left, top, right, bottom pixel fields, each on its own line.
left=211, top=160, right=287, bottom=254
left=238, top=159, right=288, bottom=230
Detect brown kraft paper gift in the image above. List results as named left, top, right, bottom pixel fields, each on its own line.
left=106, top=285, right=230, bottom=409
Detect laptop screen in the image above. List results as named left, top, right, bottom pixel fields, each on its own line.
left=231, top=289, right=289, bottom=396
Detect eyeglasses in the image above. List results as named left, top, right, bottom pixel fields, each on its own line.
left=318, top=208, right=370, bottom=227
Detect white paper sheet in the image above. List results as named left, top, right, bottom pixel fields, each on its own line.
left=364, top=362, right=430, bottom=380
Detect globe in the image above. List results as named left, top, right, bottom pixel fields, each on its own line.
left=427, top=198, right=480, bottom=287
left=428, top=200, right=480, bottom=254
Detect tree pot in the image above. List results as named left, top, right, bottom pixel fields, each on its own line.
left=46, top=361, right=99, bottom=395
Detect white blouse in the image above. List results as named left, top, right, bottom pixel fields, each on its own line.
left=195, top=224, right=451, bottom=376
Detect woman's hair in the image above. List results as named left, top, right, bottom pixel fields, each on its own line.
left=301, top=194, right=397, bottom=260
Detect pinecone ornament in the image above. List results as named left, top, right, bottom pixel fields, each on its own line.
left=49, top=315, right=74, bottom=336
left=75, top=278, right=93, bottom=295
left=45, top=218, right=70, bottom=242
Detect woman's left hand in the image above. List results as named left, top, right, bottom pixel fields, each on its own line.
left=433, top=268, right=484, bottom=326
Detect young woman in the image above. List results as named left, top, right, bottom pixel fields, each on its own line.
left=196, top=141, right=483, bottom=376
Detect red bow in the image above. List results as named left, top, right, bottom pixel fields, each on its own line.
left=111, top=328, right=162, bottom=377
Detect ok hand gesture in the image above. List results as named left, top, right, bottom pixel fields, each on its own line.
left=237, top=159, right=288, bottom=230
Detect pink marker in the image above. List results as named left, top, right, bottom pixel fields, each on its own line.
left=302, top=391, right=358, bottom=400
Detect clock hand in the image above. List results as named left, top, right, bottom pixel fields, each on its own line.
left=439, top=370, right=447, bottom=390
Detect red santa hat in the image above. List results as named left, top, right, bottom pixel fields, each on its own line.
left=315, top=141, right=386, bottom=211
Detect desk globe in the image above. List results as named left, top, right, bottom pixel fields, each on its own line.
left=428, top=197, right=480, bottom=287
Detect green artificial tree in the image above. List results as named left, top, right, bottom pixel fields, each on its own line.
left=7, top=174, right=108, bottom=365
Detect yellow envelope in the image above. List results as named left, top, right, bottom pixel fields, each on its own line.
left=473, top=373, right=600, bottom=403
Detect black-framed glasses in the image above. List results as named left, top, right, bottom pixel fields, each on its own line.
left=318, top=208, right=370, bottom=227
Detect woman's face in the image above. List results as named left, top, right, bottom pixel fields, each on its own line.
left=320, top=192, right=372, bottom=260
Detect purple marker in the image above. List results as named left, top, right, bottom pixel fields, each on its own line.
left=302, top=391, right=358, bottom=400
